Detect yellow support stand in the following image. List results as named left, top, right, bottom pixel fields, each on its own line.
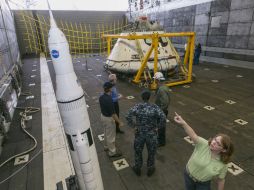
left=184, top=37, right=191, bottom=65
left=150, top=33, right=159, bottom=90
left=107, top=38, right=111, bottom=57
left=103, top=32, right=196, bottom=89
left=133, top=44, right=154, bottom=84
left=187, top=35, right=195, bottom=81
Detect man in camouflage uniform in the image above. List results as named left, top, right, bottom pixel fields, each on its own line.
left=126, top=90, right=166, bottom=177
left=154, top=72, right=171, bottom=147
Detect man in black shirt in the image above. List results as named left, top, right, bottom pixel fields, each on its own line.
left=99, top=82, right=123, bottom=157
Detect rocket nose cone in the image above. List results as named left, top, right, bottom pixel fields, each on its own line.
left=48, top=8, right=58, bottom=29
left=50, top=17, right=57, bottom=28
left=48, top=27, right=69, bottom=44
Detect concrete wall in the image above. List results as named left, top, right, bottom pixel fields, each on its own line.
left=0, top=1, right=20, bottom=80
left=131, top=0, right=254, bottom=69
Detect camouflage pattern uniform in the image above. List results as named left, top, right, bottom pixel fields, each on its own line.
left=155, top=85, right=171, bottom=146
left=126, top=102, right=166, bottom=170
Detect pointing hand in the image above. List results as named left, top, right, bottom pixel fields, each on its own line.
left=174, top=112, right=186, bottom=125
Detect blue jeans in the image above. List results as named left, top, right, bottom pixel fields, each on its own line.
left=184, top=169, right=211, bottom=190
left=193, top=53, right=200, bottom=65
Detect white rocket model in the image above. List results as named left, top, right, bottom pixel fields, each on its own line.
left=47, top=3, right=104, bottom=190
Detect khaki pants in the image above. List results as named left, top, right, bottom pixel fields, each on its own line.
left=101, top=114, right=116, bottom=155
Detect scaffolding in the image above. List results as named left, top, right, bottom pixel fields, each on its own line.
left=17, top=11, right=130, bottom=57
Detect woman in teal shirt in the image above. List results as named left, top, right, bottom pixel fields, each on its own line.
left=174, top=112, right=234, bottom=190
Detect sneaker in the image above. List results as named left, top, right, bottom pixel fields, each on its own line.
left=147, top=167, right=155, bottom=177
left=132, top=166, right=141, bottom=176
left=108, top=152, right=122, bottom=158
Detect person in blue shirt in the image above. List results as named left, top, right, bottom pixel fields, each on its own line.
left=109, top=74, right=124, bottom=134
left=194, top=43, right=202, bottom=65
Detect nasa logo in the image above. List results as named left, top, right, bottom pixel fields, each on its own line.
left=51, top=50, right=59, bottom=58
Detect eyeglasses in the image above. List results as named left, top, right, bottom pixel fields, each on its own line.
left=213, top=137, right=223, bottom=148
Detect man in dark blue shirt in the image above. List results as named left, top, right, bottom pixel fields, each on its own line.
left=99, top=82, right=123, bottom=157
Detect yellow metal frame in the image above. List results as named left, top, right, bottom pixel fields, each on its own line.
left=103, top=32, right=195, bottom=89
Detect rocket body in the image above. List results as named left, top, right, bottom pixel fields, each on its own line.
left=47, top=10, right=104, bottom=190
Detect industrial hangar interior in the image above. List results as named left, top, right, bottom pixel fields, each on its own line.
left=0, top=0, right=254, bottom=189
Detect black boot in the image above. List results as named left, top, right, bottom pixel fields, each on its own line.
left=147, top=167, right=155, bottom=177
left=132, top=166, right=141, bottom=176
